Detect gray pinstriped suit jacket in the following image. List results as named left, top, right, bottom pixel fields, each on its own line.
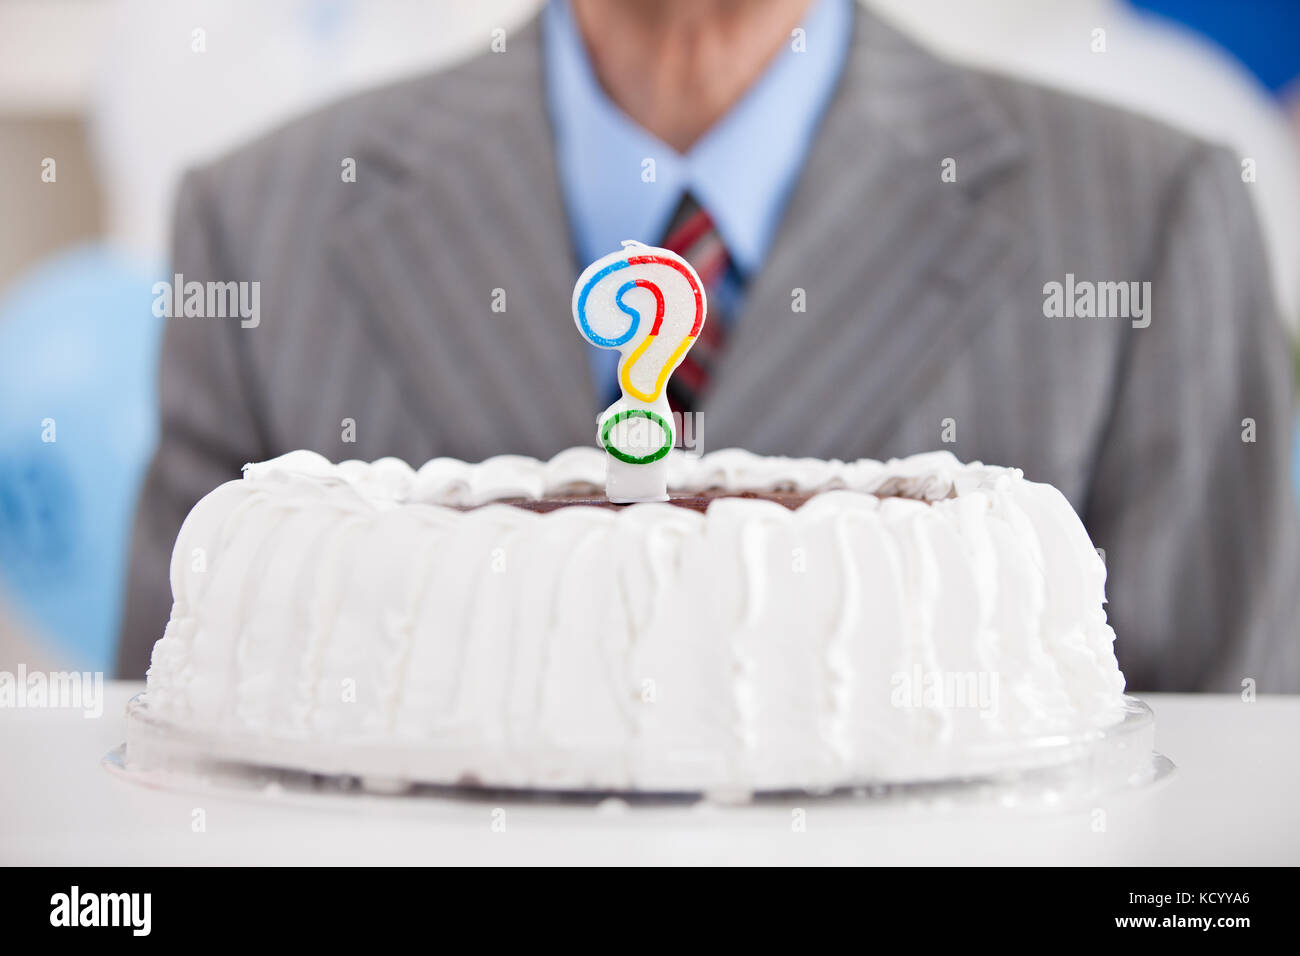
left=119, top=7, right=1300, bottom=690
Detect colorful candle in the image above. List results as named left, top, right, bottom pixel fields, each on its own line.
left=572, top=240, right=707, bottom=502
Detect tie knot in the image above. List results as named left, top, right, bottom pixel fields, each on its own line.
left=660, top=194, right=730, bottom=290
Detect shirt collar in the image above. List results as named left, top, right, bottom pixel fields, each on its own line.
left=544, top=0, right=853, bottom=276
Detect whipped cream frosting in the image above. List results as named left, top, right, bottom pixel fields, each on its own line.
left=240, top=446, right=995, bottom=505
left=144, top=447, right=1127, bottom=791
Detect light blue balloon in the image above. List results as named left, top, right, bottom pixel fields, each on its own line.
left=0, top=245, right=164, bottom=672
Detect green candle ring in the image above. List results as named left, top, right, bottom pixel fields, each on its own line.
left=600, top=409, right=674, bottom=465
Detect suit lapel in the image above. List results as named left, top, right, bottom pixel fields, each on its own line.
left=328, top=18, right=594, bottom=460
left=705, top=8, right=1030, bottom=457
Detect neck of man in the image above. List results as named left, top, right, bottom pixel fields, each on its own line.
left=571, top=0, right=816, bottom=153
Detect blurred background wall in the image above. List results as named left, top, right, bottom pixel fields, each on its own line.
left=1, top=0, right=1298, bottom=674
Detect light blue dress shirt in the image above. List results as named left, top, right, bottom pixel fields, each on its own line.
left=542, top=0, right=854, bottom=398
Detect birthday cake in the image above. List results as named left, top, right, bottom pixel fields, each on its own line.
left=138, top=445, right=1128, bottom=792
left=131, top=241, right=1130, bottom=794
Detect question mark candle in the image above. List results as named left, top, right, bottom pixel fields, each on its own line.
left=572, top=240, right=707, bottom=503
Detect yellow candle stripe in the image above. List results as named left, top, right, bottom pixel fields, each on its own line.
left=619, top=334, right=698, bottom=403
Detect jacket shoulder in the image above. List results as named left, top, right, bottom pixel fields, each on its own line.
left=176, top=17, right=543, bottom=246
left=970, top=64, right=1232, bottom=188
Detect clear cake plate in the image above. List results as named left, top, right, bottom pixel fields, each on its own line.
left=105, top=694, right=1172, bottom=808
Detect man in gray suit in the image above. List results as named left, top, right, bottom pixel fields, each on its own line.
left=118, top=0, right=1300, bottom=692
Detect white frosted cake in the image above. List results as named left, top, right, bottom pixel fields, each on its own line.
left=139, top=447, right=1127, bottom=792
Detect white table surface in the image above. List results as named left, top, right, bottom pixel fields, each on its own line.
left=2, top=683, right=1297, bottom=865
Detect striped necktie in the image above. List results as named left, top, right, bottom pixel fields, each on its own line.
left=660, top=194, right=732, bottom=417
